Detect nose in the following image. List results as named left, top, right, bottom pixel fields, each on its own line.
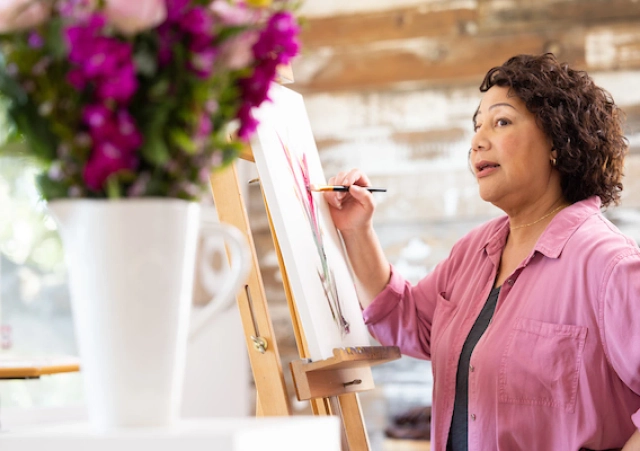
left=471, top=126, right=489, bottom=152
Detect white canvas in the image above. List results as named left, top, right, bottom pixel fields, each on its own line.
left=251, top=83, right=371, bottom=361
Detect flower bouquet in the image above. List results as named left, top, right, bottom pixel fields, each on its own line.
left=0, top=0, right=301, bottom=430
left=0, top=0, right=300, bottom=200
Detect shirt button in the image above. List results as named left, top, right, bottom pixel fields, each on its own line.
left=470, top=414, right=476, bottom=421
left=507, top=279, right=514, bottom=285
left=470, top=364, right=475, bottom=372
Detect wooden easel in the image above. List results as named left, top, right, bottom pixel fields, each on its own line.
left=208, top=72, right=400, bottom=450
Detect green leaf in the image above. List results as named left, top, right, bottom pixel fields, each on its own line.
left=148, top=78, right=170, bottom=99
left=36, top=173, right=68, bottom=201
left=134, top=48, right=157, bottom=77
left=141, top=131, right=170, bottom=165
left=45, top=17, right=67, bottom=60
left=139, top=105, right=173, bottom=165
left=169, top=129, right=196, bottom=154
left=0, top=139, right=28, bottom=156
left=9, top=98, right=58, bottom=161
left=106, top=175, right=121, bottom=199
left=0, top=60, right=27, bottom=105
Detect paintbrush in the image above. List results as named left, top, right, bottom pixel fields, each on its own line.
left=308, top=184, right=387, bottom=193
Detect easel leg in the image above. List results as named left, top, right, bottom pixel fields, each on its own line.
left=311, top=397, right=332, bottom=415
left=337, top=393, right=370, bottom=451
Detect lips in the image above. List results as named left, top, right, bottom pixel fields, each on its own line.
left=475, top=160, right=500, bottom=177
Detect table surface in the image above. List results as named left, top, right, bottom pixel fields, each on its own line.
left=0, top=355, right=80, bottom=379
left=0, top=417, right=342, bottom=451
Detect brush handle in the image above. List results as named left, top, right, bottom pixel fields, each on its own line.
left=309, top=184, right=387, bottom=193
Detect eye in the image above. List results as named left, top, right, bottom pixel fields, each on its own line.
left=496, top=118, right=511, bottom=127
left=473, top=123, right=482, bottom=132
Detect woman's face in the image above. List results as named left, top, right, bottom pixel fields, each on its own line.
left=470, top=85, right=559, bottom=211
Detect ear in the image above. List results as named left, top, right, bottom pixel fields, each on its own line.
left=550, top=148, right=558, bottom=160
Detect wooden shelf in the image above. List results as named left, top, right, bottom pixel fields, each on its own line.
left=290, top=346, right=401, bottom=400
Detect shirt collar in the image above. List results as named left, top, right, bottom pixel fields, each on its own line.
left=480, top=196, right=602, bottom=259
left=534, top=196, right=602, bottom=258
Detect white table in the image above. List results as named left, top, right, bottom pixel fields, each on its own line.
left=0, top=416, right=341, bottom=451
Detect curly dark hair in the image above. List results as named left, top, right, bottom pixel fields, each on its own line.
left=478, top=53, right=628, bottom=207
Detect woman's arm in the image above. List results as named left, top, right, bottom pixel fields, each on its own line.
left=339, top=221, right=390, bottom=308
left=323, top=169, right=391, bottom=308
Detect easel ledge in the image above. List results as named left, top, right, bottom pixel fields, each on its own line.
left=291, top=346, right=401, bottom=400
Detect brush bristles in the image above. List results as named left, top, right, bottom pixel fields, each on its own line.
left=308, top=184, right=332, bottom=192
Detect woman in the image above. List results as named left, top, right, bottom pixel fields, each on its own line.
left=324, top=54, right=640, bottom=450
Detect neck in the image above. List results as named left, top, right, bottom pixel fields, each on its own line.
left=508, top=199, right=568, bottom=235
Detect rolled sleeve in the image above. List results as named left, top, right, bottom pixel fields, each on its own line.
left=601, top=250, right=640, bottom=419
left=363, top=265, right=406, bottom=325
left=633, top=409, right=640, bottom=430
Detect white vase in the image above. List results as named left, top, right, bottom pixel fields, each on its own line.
left=48, top=198, right=250, bottom=432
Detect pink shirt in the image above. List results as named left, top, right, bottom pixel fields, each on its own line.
left=364, top=197, right=640, bottom=450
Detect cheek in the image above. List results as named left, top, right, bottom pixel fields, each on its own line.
left=500, top=136, right=545, bottom=172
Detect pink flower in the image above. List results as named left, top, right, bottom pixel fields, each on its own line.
left=209, top=0, right=256, bottom=26
left=103, top=0, right=167, bottom=35
left=0, top=0, right=52, bottom=33
left=219, top=31, right=258, bottom=70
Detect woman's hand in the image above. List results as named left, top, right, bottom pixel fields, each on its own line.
left=323, top=168, right=376, bottom=234
left=322, top=168, right=390, bottom=305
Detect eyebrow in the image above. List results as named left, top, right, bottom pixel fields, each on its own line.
left=475, top=102, right=517, bottom=118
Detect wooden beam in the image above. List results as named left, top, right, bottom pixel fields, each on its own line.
left=300, top=0, right=640, bottom=49
left=294, top=28, right=587, bottom=93
left=477, top=0, right=640, bottom=32
left=299, top=6, right=477, bottom=48
left=294, top=0, right=640, bottom=93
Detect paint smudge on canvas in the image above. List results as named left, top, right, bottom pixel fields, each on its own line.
left=279, top=133, right=350, bottom=336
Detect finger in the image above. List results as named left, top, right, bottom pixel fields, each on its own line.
left=341, top=168, right=372, bottom=189
left=323, top=189, right=342, bottom=208
left=347, top=184, right=375, bottom=211
left=324, top=172, right=345, bottom=207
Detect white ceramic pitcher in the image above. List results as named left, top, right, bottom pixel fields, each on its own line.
left=48, top=198, right=250, bottom=431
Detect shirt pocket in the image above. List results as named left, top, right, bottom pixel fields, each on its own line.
left=431, top=292, right=458, bottom=351
left=498, top=317, right=587, bottom=413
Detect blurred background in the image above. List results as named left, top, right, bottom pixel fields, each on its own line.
left=2, top=0, right=640, bottom=450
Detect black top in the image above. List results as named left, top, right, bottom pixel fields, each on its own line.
left=447, top=286, right=501, bottom=451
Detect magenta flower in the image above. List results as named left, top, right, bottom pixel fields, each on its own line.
left=236, top=104, right=258, bottom=142
left=65, top=14, right=106, bottom=63
left=239, top=61, right=276, bottom=107
left=82, top=104, right=112, bottom=128
left=189, top=48, right=217, bottom=78
left=157, top=23, right=176, bottom=65
left=196, top=113, right=212, bottom=138
left=27, top=31, right=44, bottom=48
left=82, top=37, right=131, bottom=78
left=252, top=11, right=300, bottom=65
left=179, top=7, right=213, bottom=37
left=95, top=63, right=138, bottom=103
left=83, top=142, right=138, bottom=190
left=165, top=0, right=190, bottom=22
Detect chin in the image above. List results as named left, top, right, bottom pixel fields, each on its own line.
left=477, top=188, right=504, bottom=209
